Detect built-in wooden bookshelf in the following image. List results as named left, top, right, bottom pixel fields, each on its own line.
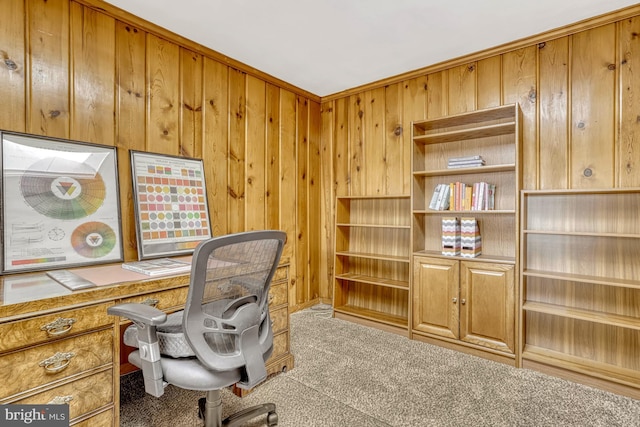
left=520, top=188, right=640, bottom=398
left=411, top=104, right=522, bottom=364
left=333, top=195, right=410, bottom=335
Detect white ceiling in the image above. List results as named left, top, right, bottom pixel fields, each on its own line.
left=103, top=0, right=638, bottom=97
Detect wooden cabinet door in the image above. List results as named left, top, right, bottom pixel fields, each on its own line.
left=412, top=256, right=459, bottom=339
left=460, top=261, right=515, bottom=354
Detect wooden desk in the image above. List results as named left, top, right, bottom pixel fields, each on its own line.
left=0, top=261, right=293, bottom=426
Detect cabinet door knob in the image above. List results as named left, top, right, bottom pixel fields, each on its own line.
left=452, top=297, right=457, bottom=303
left=461, top=299, right=466, bottom=305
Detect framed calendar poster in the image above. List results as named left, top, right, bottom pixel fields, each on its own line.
left=130, top=151, right=212, bottom=259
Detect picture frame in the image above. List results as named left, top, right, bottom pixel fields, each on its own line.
left=1, top=131, right=123, bottom=273
left=130, top=150, right=212, bottom=260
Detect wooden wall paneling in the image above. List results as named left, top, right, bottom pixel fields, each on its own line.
left=308, top=100, right=322, bottom=300
left=363, top=87, right=386, bottom=194
left=402, top=75, right=428, bottom=140
left=538, top=37, right=570, bottom=190
left=202, top=58, right=229, bottom=237
left=385, top=82, right=406, bottom=195
left=502, top=46, right=537, bottom=190
left=146, top=34, right=179, bottom=154
left=227, top=68, right=246, bottom=233
left=245, top=74, right=266, bottom=230
left=349, top=94, right=364, bottom=195
left=179, top=48, right=203, bottom=159
left=280, top=90, right=297, bottom=304
left=476, top=56, right=502, bottom=109
left=570, top=24, right=616, bottom=189
left=426, top=71, right=448, bottom=119
left=70, top=3, right=115, bottom=145
left=115, top=22, right=147, bottom=261
left=447, top=63, right=477, bottom=115
left=295, top=96, right=309, bottom=305
left=27, top=0, right=70, bottom=137
left=0, top=0, right=25, bottom=131
left=618, top=17, right=640, bottom=187
left=265, top=83, right=281, bottom=230
left=320, top=100, right=335, bottom=301
left=333, top=98, right=350, bottom=195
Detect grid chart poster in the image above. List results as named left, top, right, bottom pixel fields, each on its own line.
left=1, top=132, right=123, bottom=273
left=131, top=151, right=212, bottom=259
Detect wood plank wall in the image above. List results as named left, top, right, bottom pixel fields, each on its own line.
left=318, top=7, right=640, bottom=301
left=2, top=2, right=640, bottom=309
left=0, top=0, right=321, bottom=311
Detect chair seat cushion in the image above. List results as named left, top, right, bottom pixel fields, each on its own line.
left=123, top=310, right=196, bottom=358
left=128, top=349, right=242, bottom=391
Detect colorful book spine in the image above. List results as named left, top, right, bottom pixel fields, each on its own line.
left=441, top=217, right=460, bottom=256
left=460, top=217, right=482, bottom=258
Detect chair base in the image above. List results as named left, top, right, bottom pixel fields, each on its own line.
left=198, top=390, right=277, bottom=427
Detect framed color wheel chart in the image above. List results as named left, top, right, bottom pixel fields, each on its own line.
left=130, top=151, right=212, bottom=260
left=1, top=131, right=123, bottom=273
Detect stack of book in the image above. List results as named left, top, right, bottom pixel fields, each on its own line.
left=428, top=183, right=450, bottom=210
left=428, top=181, right=495, bottom=211
left=447, top=155, right=485, bottom=169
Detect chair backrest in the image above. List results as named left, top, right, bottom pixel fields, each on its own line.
left=182, top=230, right=286, bottom=388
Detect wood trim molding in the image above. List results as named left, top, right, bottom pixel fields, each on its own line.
left=75, top=0, right=321, bottom=102
left=321, top=3, right=640, bottom=102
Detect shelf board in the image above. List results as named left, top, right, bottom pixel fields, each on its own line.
left=335, top=251, right=410, bottom=263
left=413, top=250, right=515, bottom=264
left=413, top=122, right=515, bottom=145
left=523, top=230, right=640, bottom=239
left=333, top=304, right=407, bottom=329
left=523, top=301, right=640, bottom=331
left=413, top=164, right=515, bottom=177
left=336, top=223, right=411, bottom=229
left=413, top=209, right=515, bottom=215
left=522, top=187, right=640, bottom=196
left=522, top=269, right=640, bottom=289
left=336, top=195, right=410, bottom=200
left=335, top=273, right=409, bottom=290
left=522, top=345, right=640, bottom=386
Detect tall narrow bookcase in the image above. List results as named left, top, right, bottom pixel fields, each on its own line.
left=520, top=188, right=640, bottom=398
left=333, top=195, right=410, bottom=335
left=411, top=104, right=522, bottom=364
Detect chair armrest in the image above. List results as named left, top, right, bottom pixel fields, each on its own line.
left=108, top=303, right=167, bottom=325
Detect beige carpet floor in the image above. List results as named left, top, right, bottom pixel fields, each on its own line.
left=120, top=308, right=640, bottom=426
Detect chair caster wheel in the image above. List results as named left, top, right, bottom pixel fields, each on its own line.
left=267, top=411, right=278, bottom=426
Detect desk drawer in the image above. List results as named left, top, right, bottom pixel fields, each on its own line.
left=269, top=282, right=287, bottom=308
left=273, top=265, right=288, bottom=283
left=270, top=307, right=288, bottom=335
left=73, top=408, right=113, bottom=427
left=0, top=329, right=113, bottom=400
left=0, top=303, right=112, bottom=353
left=120, top=287, right=188, bottom=313
left=12, top=369, right=113, bottom=422
left=270, top=331, right=289, bottom=361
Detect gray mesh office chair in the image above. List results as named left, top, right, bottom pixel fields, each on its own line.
left=108, top=230, right=286, bottom=427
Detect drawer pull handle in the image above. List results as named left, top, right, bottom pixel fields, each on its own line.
left=41, top=317, right=77, bottom=337
left=48, top=395, right=73, bottom=405
left=39, top=351, right=76, bottom=373
left=141, top=298, right=159, bottom=307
